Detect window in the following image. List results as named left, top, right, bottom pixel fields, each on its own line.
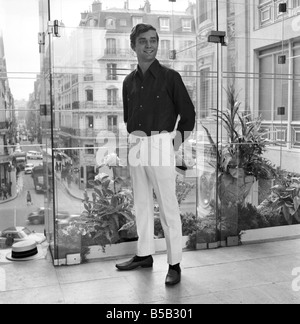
left=293, top=0, right=300, bottom=8
left=259, top=46, right=288, bottom=121
left=107, top=64, right=117, bottom=80
left=108, top=115, right=118, bottom=131
left=106, top=17, right=116, bottom=29
left=87, top=116, right=94, bottom=129
left=132, top=16, right=143, bottom=26
left=159, top=18, right=170, bottom=31
left=182, top=19, right=192, bottom=32
left=107, top=88, right=118, bottom=106
left=84, top=74, right=94, bottom=82
left=200, top=68, right=210, bottom=119
left=106, top=38, right=117, bottom=55
left=160, top=40, right=171, bottom=58
left=85, top=145, right=94, bottom=155
left=293, top=48, right=300, bottom=121
left=86, top=89, right=93, bottom=102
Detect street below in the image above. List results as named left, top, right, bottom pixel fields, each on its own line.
left=0, top=141, right=84, bottom=235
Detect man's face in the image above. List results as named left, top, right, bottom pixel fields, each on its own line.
left=132, top=30, right=159, bottom=63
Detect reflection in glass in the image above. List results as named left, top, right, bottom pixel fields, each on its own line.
left=0, top=0, right=299, bottom=266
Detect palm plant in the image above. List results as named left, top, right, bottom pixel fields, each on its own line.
left=202, top=84, right=276, bottom=205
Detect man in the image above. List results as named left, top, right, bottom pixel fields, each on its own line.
left=116, top=24, right=195, bottom=286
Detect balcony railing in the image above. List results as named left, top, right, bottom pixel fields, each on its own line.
left=104, top=48, right=135, bottom=58
left=70, top=101, right=123, bottom=110
left=60, top=127, right=119, bottom=139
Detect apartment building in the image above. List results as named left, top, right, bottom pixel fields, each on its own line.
left=54, top=0, right=197, bottom=187
left=0, top=30, right=15, bottom=190
left=196, top=0, right=300, bottom=172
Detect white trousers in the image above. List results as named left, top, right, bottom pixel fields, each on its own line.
left=128, top=133, right=183, bottom=266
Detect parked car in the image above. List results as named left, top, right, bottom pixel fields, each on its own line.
left=27, top=207, right=81, bottom=226
left=24, top=163, right=35, bottom=174
left=27, top=151, right=43, bottom=160
left=27, top=207, right=47, bottom=225
left=0, top=227, right=46, bottom=245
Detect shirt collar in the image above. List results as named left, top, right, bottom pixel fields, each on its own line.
left=135, top=59, right=160, bottom=79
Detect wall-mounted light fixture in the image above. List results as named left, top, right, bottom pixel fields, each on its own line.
left=208, top=31, right=227, bottom=46
left=277, top=107, right=286, bottom=116
left=169, top=50, right=177, bottom=60
left=279, top=3, right=287, bottom=13
left=278, top=55, right=286, bottom=64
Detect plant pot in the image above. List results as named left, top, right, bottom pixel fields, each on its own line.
left=226, top=236, right=239, bottom=247
left=54, top=235, right=82, bottom=260
left=196, top=242, right=208, bottom=250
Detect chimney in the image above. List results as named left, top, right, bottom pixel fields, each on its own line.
left=92, top=0, right=102, bottom=12
left=124, top=1, right=129, bottom=10
left=144, top=0, right=151, bottom=13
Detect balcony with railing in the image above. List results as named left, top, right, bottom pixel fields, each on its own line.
left=103, top=48, right=135, bottom=58
left=71, top=100, right=123, bottom=111
left=60, top=126, right=119, bottom=139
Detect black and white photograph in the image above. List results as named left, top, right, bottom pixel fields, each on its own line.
left=0, top=0, right=300, bottom=306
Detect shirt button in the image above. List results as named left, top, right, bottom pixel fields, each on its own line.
left=140, top=105, right=143, bottom=108
left=157, top=96, right=160, bottom=99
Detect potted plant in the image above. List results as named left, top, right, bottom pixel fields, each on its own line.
left=264, top=174, right=300, bottom=225
left=80, top=154, right=138, bottom=251
left=201, top=84, right=276, bottom=241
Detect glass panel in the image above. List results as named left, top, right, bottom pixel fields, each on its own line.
left=45, top=0, right=198, bottom=264
left=2, top=0, right=299, bottom=266
left=0, top=0, right=48, bottom=251
left=198, top=0, right=300, bottom=249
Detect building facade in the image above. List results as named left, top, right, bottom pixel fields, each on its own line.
left=196, top=0, right=300, bottom=172
left=0, top=30, right=15, bottom=192
left=54, top=0, right=197, bottom=187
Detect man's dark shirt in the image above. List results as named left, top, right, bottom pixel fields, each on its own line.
left=123, top=59, right=196, bottom=150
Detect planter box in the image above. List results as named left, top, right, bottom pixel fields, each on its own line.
left=196, top=242, right=208, bottom=250
left=86, top=236, right=190, bottom=262
left=208, top=241, right=221, bottom=249
left=227, top=236, right=239, bottom=247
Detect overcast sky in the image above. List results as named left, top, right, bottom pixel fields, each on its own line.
left=0, top=0, right=192, bottom=101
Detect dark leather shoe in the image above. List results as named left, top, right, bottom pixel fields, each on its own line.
left=116, top=256, right=153, bottom=271
left=165, top=268, right=181, bottom=286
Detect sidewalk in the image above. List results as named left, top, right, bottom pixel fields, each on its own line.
left=0, top=238, right=300, bottom=304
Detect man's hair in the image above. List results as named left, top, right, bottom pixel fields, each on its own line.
left=130, top=24, right=159, bottom=48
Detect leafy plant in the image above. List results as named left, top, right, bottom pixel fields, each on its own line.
left=258, top=170, right=300, bottom=225
left=270, top=179, right=300, bottom=225
left=60, top=154, right=137, bottom=252
left=202, top=84, right=276, bottom=182
left=82, top=171, right=137, bottom=249
left=201, top=84, right=276, bottom=207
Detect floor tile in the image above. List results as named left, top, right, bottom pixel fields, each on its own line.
left=61, top=276, right=141, bottom=304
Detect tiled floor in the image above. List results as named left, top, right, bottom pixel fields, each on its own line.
left=0, top=239, right=300, bottom=304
